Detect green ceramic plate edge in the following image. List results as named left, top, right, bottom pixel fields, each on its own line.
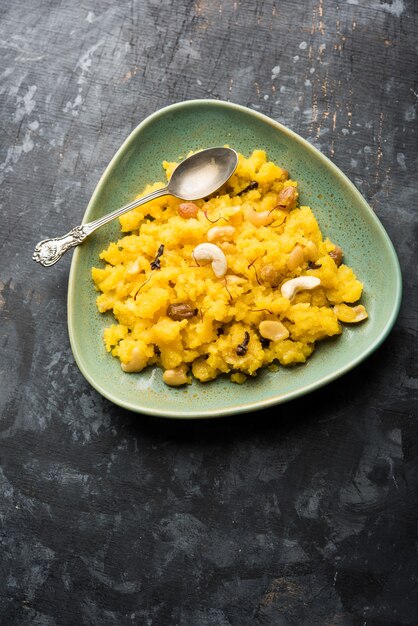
left=67, top=99, right=402, bottom=419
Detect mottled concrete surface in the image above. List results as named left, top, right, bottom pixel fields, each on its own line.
left=1, top=0, right=417, bottom=624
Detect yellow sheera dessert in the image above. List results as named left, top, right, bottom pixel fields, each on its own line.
left=92, top=150, right=368, bottom=386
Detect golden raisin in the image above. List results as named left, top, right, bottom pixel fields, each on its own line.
left=329, top=245, right=343, bottom=267
left=167, top=303, right=196, bottom=320
left=276, top=186, right=297, bottom=210
left=178, top=202, right=199, bottom=218
left=259, top=264, right=281, bottom=287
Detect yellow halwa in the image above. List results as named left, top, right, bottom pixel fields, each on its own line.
left=92, top=150, right=367, bottom=385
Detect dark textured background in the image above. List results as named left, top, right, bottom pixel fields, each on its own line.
left=1, top=0, right=417, bottom=624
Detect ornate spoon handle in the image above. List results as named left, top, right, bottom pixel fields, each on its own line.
left=32, top=187, right=168, bottom=267
left=33, top=226, right=90, bottom=267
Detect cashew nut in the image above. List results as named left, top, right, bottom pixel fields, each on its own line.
left=207, top=225, right=236, bottom=242
left=333, top=303, right=368, bottom=323
left=244, top=206, right=274, bottom=227
left=162, top=363, right=190, bottom=386
left=227, top=205, right=242, bottom=216
left=281, top=276, right=321, bottom=300
left=193, top=243, right=227, bottom=278
left=121, top=346, right=148, bottom=372
left=287, top=244, right=305, bottom=271
left=226, top=274, right=247, bottom=285
left=303, top=241, right=318, bottom=262
left=126, top=259, right=141, bottom=275
left=259, top=320, right=289, bottom=342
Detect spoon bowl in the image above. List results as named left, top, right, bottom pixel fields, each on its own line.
left=32, top=147, right=238, bottom=266
left=169, top=147, right=238, bottom=200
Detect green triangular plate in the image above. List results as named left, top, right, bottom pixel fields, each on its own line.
left=68, top=100, right=402, bottom=418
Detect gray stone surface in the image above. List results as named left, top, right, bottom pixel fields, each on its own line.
left=0, top=0, right=417, bottom=624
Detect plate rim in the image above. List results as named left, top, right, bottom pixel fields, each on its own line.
left=67, top=98, right=402, bottom=418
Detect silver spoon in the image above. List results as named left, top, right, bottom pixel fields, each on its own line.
left=33, top=146, right=238, bottom=267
